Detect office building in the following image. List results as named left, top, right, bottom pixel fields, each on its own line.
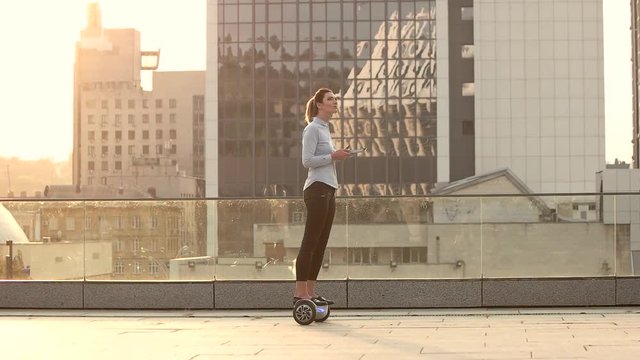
left=205, top=0, right=605, bottom=197
left=73, top=3, right=206, bottom=198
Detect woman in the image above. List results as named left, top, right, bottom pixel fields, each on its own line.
left=294, top=88, right=351, bottom=305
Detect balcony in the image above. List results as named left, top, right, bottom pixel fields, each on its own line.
left=1, top=193, right=640, bottom=309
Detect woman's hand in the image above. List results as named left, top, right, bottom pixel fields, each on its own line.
left=331, top=149, right=351, bottom=161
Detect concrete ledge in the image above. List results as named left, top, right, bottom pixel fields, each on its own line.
left=483, top=278, right=616, bottom=307
left=1, top=278, right=629, bottom=309
left=348, top=280, right=482, bottom=308
left=215, top=280, right=346, bottom=309
left=0, top=281, right=83, bottom=309
left=616, top=277, right=640, bottom=305
left=84, top=282, right=214, bottom=309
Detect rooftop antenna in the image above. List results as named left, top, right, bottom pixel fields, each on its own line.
left=6, top=165, right=13, bottom=197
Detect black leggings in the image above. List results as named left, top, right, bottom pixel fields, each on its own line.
left=295, top=182, right=336, bottom=281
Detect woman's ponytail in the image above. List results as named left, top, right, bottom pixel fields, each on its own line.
left=304, top=96, right=318, bottom=124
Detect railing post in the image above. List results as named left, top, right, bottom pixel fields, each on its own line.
left=5, top=240, right=13, bottom=279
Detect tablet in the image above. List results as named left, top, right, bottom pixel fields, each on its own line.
left=348, top=147, right=367, bottom=155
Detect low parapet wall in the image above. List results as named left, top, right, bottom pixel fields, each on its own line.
left=1, top=277, right=640, bottom=309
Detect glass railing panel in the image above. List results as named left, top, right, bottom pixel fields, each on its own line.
left=608, top=193, right=637, bottom=276
left=214, top=198, right=349, bottom=280
left=83, top=199, right=211, bottom=281
left=480, top=194, right=616, bottom=278
left=345, top=196, right=482, bottom=279
left=1, top=200, right=85, bottom=280
left=3, top=193, right=638, bottom=282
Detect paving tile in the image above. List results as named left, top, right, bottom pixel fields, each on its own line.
left=3, top=308, right=640, bottom=359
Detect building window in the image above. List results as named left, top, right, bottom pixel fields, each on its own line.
left=461, top=7, right=473, bottom=20
left=149, top=215, right=158, bottom=229
left=98, top=216, right=108, bottom=230
left=101, top=130, right=108, bottom=141
left=101, top=100, right=108, bottom=109
left=100, top=177, right=107, bottom=185
left=131, top=215, right=141, bottom=229
left=169, top=99, right=177, bottom=108
left=128, top=145, right=135, bottom=155
left=113, top=239, right=124, bottom=252
left=156, top=114, right=163, bottom=123
left=115, top=161, right=122, bottom=170
left=115, top=99, right=122, bottom=109
left=115, top=130, right=122, bottom=141
left=115, top=145, right=122, bottom=155
left=85, top=217, right=92, bottom=230
left=142, top=99, right=149, bottom=109
left=169, top=129, right=177, bottom=139
left=88, top=114, right=95, bottom=124
left=128, top=114, right=135, bottom=125
left=462, top=83, right=475, bottom=96
left=349, top=248, right=371, bottom=265
left=408, top=248, right=428, bottom=263
left=114, top=114, right=122, bottom=126
left=133, top=262, right=142, bottom=274
left=167, top=216, right=177, bottom=230
left=48, top=217, right=58, bottom=231
left=461, top=45, right=474, bottom=59
left=101, top=145, right=108, bottom=156
left=88, top=161, right=95, bottom=171
left=65, top=218, right=76, bottom=231
left=133, top=238, right=141, bottom=251
left=101, top=115, right=108, bottom=127
left=113, top=239, right=124, bottom=253
left=128, top=130, right=135, bottom=140
left=87, top=177, right=93, bottom=185
left=156, top=144, right=164, bottom=155
left=156, top=129, right=163, bottom=139
left=101, top=161, right=108, bottom=171
left=88, top=131, right=95, bottom=140
left=142, top=130, right=149, bottom=140
left=114, top=262, right=124, bottom=274
left=88, top=146, right=95, bottom=156
left=142, top=145, right=149, bottom=155
left=128, top=99, right=135, bottom=109
left=168, top=238, right=178, bottom=253
left=149, top=262, right=159, bottom=274
left=171, top=144, right=177, bottom=154
left=155, top=99, right=163, bottom=108
left=143, top=114, right=149, bottom=123
left=170, top=113, right=176, bottom=123
left=115, top=216, right=124, bottom=229
left=86, top=99, right=96, bottom=109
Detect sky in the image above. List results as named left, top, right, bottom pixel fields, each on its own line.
left=0, top=0, right=634, bottom=164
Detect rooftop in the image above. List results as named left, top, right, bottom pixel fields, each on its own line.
left=2, top=307, right=640, bottom=359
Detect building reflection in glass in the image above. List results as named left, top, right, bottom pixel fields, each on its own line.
left=218, top=0, right=437, bottom=197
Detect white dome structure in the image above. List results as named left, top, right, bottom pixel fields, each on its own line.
left=0, top=204, right=29, bottom=244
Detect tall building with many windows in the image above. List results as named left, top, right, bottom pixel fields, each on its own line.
left=73, top=3, right=206, bottom=198
left=473, top=0, right=604, bottom=193
left=206, top=0, right=605, bottom=197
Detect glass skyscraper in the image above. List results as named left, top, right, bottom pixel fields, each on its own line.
left=215, top=0, right=440, bottom=197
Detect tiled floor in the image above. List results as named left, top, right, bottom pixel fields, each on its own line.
left=2, top=308, right=640, bottom=359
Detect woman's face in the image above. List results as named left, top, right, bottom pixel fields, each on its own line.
left=317, top=91, right=339, bottom=116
